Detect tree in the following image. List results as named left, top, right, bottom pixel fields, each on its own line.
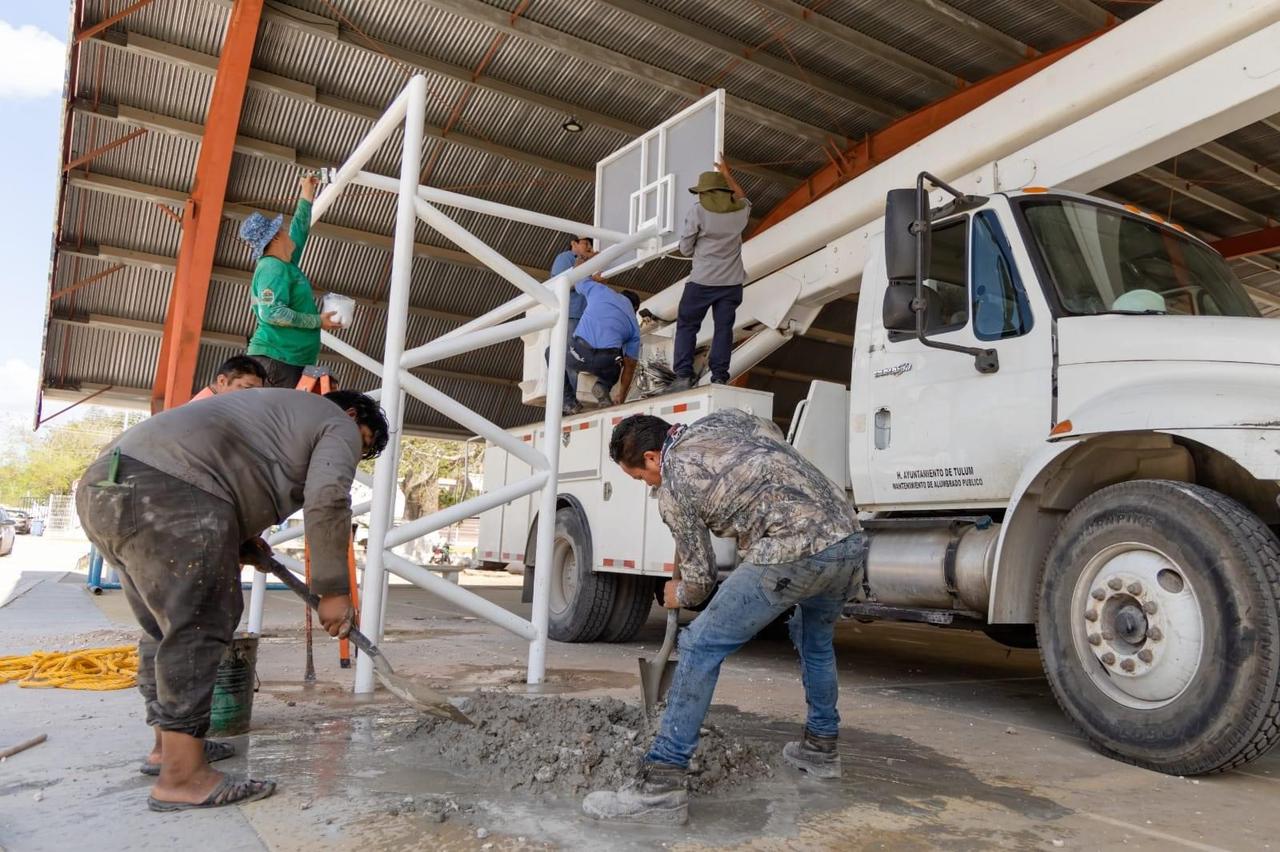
left=0, top=408, right=134, bottom=505
left=397, top=436, right=466, bottom=521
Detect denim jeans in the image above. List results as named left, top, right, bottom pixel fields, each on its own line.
left=673, top=282, right=743, bottom=382
left=646, top=531, right=867, bottom=769
left=546, top=338, right=622, bottom=401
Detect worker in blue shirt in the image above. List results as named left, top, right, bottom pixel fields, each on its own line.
left=551, top=280, right=642, bottom=415
left=549, top=235, right=596, bottom=339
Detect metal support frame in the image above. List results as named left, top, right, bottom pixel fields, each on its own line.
left=244, top=75, right=659, bottom=687
left=151, top=0, right=263, bottom=412
left=75, top=0, right=160, bottom=43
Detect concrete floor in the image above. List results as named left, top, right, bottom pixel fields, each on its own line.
left=1, top=536, right=1276, bottom=851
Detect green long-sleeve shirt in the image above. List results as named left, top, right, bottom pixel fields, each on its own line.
left=246, top=198, right=321, bottom=368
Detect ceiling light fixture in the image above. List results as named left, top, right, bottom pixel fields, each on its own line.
left=561, top=116, right=583, bottom=133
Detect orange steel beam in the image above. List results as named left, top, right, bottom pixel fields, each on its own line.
left=75, top=0, right=160, bottom=44
left=51, top=263, right=126, bottom=301
left=1213, top=225, right=1280, bottom=259
left=749, top=30, right=1106, bottom=237
left=152, top=0, right=264, bottom=412
left=62, top=127, right=147, bottom=172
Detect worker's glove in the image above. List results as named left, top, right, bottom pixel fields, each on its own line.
left=317, top=594, right=355, bottom=639
left=239, top=537, right=273, bottom=570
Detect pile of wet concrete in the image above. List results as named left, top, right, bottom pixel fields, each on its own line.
left=407, top=693, right=773, bottom=797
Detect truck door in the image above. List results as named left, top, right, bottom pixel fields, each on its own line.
left=863, top=208, right=1053, bottom=509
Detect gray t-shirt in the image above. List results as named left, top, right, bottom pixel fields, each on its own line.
left=107, top=389, right=361, bottom=595
left=678, top=199, right=752, bottom=287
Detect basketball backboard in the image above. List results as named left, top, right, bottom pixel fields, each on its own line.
left=594, top=89, right=725, bottom=274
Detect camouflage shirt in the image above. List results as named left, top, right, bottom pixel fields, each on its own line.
left=658, top=409, right=860, bottom=607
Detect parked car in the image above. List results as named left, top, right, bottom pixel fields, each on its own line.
left=0, top=509, right=15, bottom=557
left=5, top=509, right=31, bottom=535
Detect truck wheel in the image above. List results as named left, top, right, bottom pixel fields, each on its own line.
left=546, top=507, right=616, bottom=643
left=1038, top=480, right=1280, bottom=775
left=599, top=575, right=656, bottom=642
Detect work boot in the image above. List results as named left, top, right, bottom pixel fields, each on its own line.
left=782, top=729, right=841, bottom=779
left=666, top=376, right=693, bottom=393
left=582, top=761, right=689, bottom=825
left=709, top=376, right=727, bottom=385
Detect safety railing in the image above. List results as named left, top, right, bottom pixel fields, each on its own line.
left=244, top=75, right=658, bottom=688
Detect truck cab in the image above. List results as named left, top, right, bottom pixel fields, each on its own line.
left=818, top=179, right=1280, bottom=776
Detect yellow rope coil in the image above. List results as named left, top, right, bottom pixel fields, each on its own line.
left=0, top=645, right=138, bottom=691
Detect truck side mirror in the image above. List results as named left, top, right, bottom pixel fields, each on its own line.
left=884, top=188, right=919, bottom=282
left=882, top=282, right=919, bottom=332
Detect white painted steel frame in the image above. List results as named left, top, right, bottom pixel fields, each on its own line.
left=244, top=74, right=659, bottom=687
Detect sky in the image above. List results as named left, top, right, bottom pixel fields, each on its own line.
left=0, top=4, right=74, bottom=430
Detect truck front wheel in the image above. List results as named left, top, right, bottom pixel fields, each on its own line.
left=1038, top=480, right=1280, bottom=774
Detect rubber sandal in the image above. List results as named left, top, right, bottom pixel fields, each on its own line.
left=139, top=739, right=236, bottom=776
left=147, top=776, right=276, bottom=812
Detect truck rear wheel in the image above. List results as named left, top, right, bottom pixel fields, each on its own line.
left=599, top=575, right=656, bottom=642
left=546, top=506, right=616, bottom=643
left=1038, top=480, right=1280, bottom=775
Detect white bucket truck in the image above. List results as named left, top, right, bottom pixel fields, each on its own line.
left=481, top=2, right=1280, bottom=774
left=480, top=175, right=1280, bottom=776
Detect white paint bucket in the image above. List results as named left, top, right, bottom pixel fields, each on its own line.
left=322, top=293, right=355, bottom=328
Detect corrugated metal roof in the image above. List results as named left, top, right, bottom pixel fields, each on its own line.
left=40, top=0, right=1280, bottom=434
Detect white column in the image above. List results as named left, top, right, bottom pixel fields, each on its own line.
left=246, top=570, right=267, bottom=634
left=354, top=75, right=427, bottom=695
left=526, top=272, right=571, bottom=684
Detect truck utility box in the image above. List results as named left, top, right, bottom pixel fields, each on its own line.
left=478, top=385, right=772, bottom=642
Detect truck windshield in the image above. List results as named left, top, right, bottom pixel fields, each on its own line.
left=1019, top=198, right=1260, bottom=318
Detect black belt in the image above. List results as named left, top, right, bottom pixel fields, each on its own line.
left=573, top=337, right=622, bottom=359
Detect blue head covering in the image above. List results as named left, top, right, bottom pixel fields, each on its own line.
left=239, top=212, right=285, bottom=260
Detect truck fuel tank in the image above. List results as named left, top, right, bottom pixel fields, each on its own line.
left=862, top=519, right=999, bottom=614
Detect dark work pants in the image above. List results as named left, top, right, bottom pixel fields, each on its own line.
left=250, top=355, right=304, bottom=389
left=673, top=282, right=743, bottom=383
left=76, top=456, right=243, bottom=739
left=546, top=337, right=622, bottom=402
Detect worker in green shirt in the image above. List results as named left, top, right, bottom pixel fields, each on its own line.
left=239, top=175, right=342, bottom=388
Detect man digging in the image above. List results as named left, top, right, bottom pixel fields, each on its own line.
left=584, top=410, right=868, bottom=825
left=76, top=389, right=388, bottom=811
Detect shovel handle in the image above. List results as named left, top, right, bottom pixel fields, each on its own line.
left=262, top=557, right=380, bottom=661
left=656, top=564, right=681, bottom=660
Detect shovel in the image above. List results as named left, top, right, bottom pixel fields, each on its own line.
left=639, top=567, right=681, bottom=716
left=261, top=556, right=474, bottom=726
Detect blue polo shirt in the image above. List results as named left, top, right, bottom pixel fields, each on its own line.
left=550, top=249, right=588, bottom=320
left=573, top=280, right=641, bottom=359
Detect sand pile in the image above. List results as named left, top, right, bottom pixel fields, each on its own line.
left=407, top=693, right=773, bottom=796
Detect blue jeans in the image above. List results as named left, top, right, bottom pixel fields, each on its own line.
left=646, top=531, right=867, bottom=769
left=673, top=282, right=743, bottom=383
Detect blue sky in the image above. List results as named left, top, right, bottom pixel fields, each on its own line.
left=0, top=3, right=73, bottom=426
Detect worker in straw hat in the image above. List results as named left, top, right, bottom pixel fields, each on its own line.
left=666, top=160, right=750, bottom=392
left=239, top=175, right=342, bottom=389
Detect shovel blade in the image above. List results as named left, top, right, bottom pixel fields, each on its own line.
left=373, top=656, right=475, bottom=726
left=638, top=656, right=677, bottom=716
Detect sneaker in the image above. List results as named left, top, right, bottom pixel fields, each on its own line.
left=666, top=376, right=693, bottom=393
left=782, top=730, right=841, bottom=779
left=582, top=762, right=689, bottom=825
left=709, top=376, right=728, bottom=385
left=563, top=399, right=582, bottom=416
left=591, top=382, right=612, bottom=406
